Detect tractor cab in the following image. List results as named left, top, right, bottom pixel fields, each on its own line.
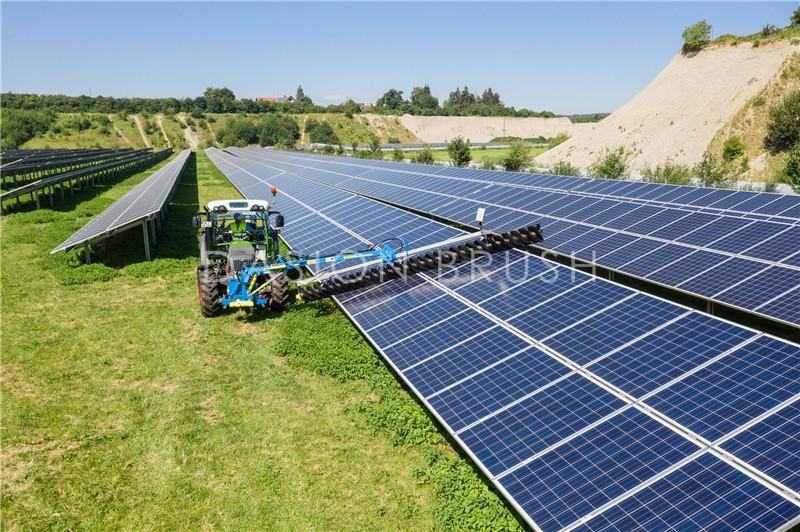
left=193, top=199, right=284, bottom=271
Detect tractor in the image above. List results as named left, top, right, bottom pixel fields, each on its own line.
left=193, top=190, right=545, bottom=318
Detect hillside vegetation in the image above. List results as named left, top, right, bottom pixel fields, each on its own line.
left=708, top=52, right=800, bottom=182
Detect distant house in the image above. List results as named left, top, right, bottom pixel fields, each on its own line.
left=256, top=95, right=291, bottom=103
left=360, top=103, right=374, bottom=111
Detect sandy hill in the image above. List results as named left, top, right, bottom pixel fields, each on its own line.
left=535, top=40, right=798, bottom=171
left=394, top=115, right=586, bottom=143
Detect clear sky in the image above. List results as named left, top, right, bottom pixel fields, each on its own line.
left=1, top=2, right=795, bottom=114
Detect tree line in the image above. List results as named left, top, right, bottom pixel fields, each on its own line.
left=1, top=84, right=556, bottom=118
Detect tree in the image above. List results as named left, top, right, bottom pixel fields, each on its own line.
left=765, top=91, right=800, bottom=152
left=410, top=85, right=439, bottom=113
left=792, top=6, right=800, bottom=27
left=375, top=89, right=407, bottom=111
left=392, top=147, right=405, bottom=162
left=589, top=147, right=629, bottom=179
left=368, top=135, right=382, bottom=158
left=682, top=20, right=712, bottom=53
left=305, top=119, right=339, bottom=144
left=502, top=140, right=531, bottom=171
left=480, top=88, right=501, bottom=106
left=447, top=136, right=472, bottom=167
left=259, top=114, right=300, bottom=147
left=216, top=116, right=259, bottom=147
left=416, top=144, right=435, bottom=165
left=0, top=108, right=56, bottom=148
left=295, top=85, right=313, bottom=104
left=203, top=87, right=236, bottom=113
left=783, top=143, right=800, bottom=192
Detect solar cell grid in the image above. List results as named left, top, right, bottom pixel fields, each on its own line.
left=575, top=453, right=800, bottom=532
left=645, top=336, right=800, bottom=441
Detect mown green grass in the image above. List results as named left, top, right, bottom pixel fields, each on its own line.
left=403, top=146, right=548, bottom=165
left=1, top=151, right=521, bottom=530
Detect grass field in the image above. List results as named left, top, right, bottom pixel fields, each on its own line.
left=21, top=113, right=129, bottom=150
left=1, top=151, right=520, bottom=530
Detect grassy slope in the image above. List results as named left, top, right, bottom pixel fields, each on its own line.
left=21, top=113, right=129, bottom=150
left=403, top=146, right=548, bottom=165
left=1, top=151, right=519, bottom=529
left=708, top=51, right=800, bottom=182
left=110, top=114, right=147, bottom=149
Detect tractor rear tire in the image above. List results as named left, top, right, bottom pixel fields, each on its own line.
left=269, top=273, right=289, bottom=309
left=197, top=265, right=223, bottom=318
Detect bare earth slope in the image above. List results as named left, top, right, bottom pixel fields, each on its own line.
left=397, top=115, right=585, bottom=143
left=536, top=41, right=798, bottom=171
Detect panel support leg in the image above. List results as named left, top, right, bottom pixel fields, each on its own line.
left=84, top=243, right=92, bottom=264
left=149, top=218, right=157, bottom=245
left=142, top=222, right=151, bottom=260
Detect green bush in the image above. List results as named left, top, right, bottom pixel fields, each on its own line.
left=641, top=161, right=693, bottom=185
left=447, top=136, right=471, bottom=167
left=548, top=160, right=581, bottom=176
left=259, top=114, right=300, bottom=147
left=481, top=158, right=498, bottom=170
left=501, top=140, right=530, bottom=171
left=783, top=143, right=800, bottom=192
left=722, top=136, right=745, bottom=162
left=589, top=147, right=629, bottom=179
left=387, top=136, right=401, bottom=144
left=682, top=20, right=712, bottom=53
left=762, top=24, right=779, bottom=37
left=695, top=153, right=734, bottom=188
left=415, top=145, right=435, bottom=165
left=305, top=118, right=339, bottom=144
left=0, top=108, right=56, bottom=148
left=793, top=6, right=800, bottom=27
left=392, top=147, right=404, bottom=162
left=765, top=91, right=800, bottom=152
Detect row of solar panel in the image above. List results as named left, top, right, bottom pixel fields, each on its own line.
left=241, top=149, right=800, bottom=328
left=289, top=154, right=800, bottom=224
left=207, top=148, right=800, bottom=532
left=51, top=149, right=191, bottom=253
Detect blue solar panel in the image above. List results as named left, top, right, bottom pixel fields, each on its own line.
left=542, top=293, right=687, bottom=366
left=646, top=336, right=800, bottom=441
left=677, top=257, right=769, bottom=298
left=709, top=221, right=790, bottom=254
left=618, top=244, right=693, bottom=278
left=588, top=313, right=756, bottom=398
left=427, top=347, right=570, bottom=432
left=754, top=286, right=800, bottom=325
left=575, top=453, right=800, bottom=532
left=645, top=249, right=728, bottom=287
left=714, top=266, right=800, bottom=310
left=744, top=226, right=800, bottom=262
left=460, top=374, right=626, bottom=476
left=721, top=401, right=800, bottom=493
left=499, top=408, right=699, bottom=531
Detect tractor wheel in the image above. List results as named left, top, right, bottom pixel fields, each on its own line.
left=197, top=265, right=223, bottom=318
left=269, top=273, right=289, bottom=309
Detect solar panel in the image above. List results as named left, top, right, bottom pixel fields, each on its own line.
left=51, top=149, right=190, bottom=255
left=207, top=148, right=800, bottom=531
left=234, top=149, right=800, bottom=328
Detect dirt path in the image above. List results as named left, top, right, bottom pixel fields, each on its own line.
left=176, top=114, right=200, bottom=151
left=300, top=115, right=308, bottom=144
left=156, top=115, right=172, bottom=148
left=131, top=114, right=152, bottom=148
left=108, top=113, right=133, bottom=147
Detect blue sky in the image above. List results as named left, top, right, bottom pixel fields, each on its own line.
left=1, top=2, right=795, bottom=113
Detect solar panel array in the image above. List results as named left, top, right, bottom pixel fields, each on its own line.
left=232, top=149, right=800, bottom=329
left=52, top=149, right=191, bottom=253
left=207, top=147, right=800, bottom=531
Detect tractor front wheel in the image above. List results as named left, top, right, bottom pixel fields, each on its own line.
left=197, top=265, right=224, bottom=317
left=269, top=273, right=289, bottom=309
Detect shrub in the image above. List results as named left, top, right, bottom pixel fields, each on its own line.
left=548, top=160, right=581, bottom=176
left=752, top=95, right=766, bottom=107
left=415, top=145, right=435, bottom=165
left=722, top=136, right=745, bottom=162
left=501, top=140, right=530, bottom=171
left=368, top=135, right=381, bottom=156
left=793, top=6, right=800, bottom=27
left=761, top=24, right=778, bottom=37
left=259, top=114, right=300, bottom=147
left=589, top=147, right=629, bottom=179
left=783, top=143, right=800, bottom=192
left=336, top=144, right=345, bottom=156
left=321, top=144, right=335, bottom=155
left=682, top=20, right=712, bottom=53
left=641, top=161, right=693, bottom=185
left=447, top=136, right=471, bottom=167
left=387, top=136, right=401, bottom=144
left=215, top=117, right=259, bottom=147
left=481, top=158, right=497, bottom=170
left=392, top=147, right=404, bottom=162
left=695, top=153, right=734, bottom=188
left=305, top=119, right=339, bottom=144
left=765, top=91, right=800, bottom=152
left=547, top=133, right=569, bottom=148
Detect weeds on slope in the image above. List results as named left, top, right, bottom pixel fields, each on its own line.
left=276, top=300, right=524, bottom=531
